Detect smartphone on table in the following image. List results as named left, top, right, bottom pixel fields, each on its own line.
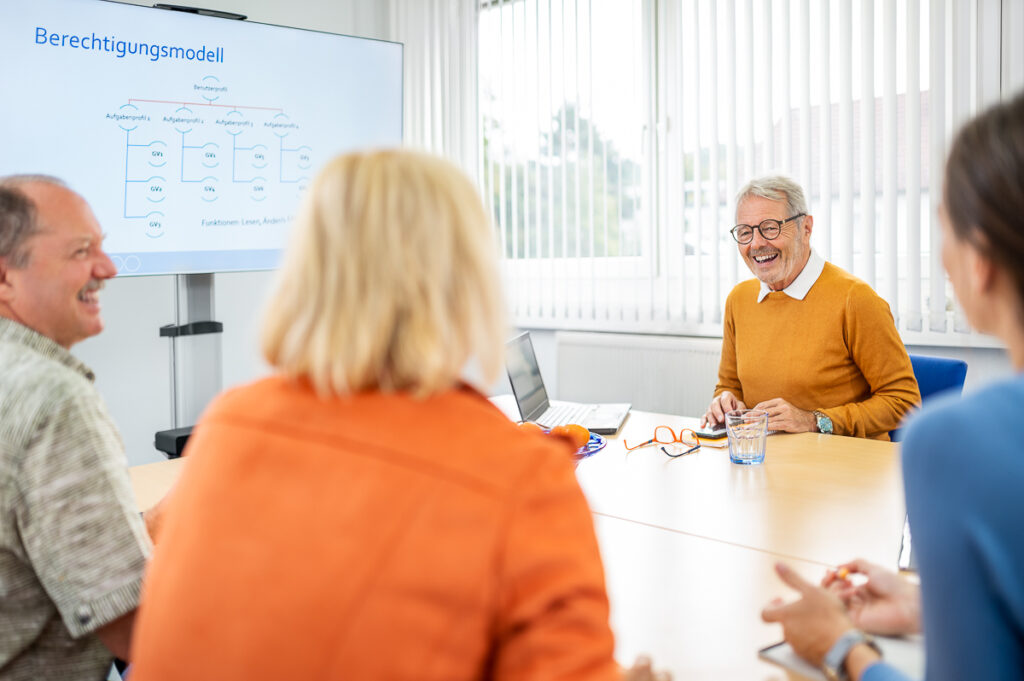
left=695, top=424, right=728, bottom=440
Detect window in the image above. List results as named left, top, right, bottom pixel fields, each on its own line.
left=479, top=0, right=1006, bottom=343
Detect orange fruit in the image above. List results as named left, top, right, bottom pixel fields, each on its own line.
left=518, top=421, right=544, bottom=434
left=564, top=424, right=592, bottom=450
left=549, top=425, right=572, bottom=445
left=551, top=424, right=591, bottom=450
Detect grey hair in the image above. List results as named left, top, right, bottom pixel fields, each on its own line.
left=0, top=175, right=67, bottom=268
left=735, top=175, right=809, bottom=219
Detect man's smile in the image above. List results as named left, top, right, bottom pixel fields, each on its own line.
left=77, top=279, right=103, bottom=305
left=751, top=251, right=779, bottom=264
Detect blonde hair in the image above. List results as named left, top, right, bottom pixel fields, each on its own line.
left=261, top=149, right=506, bottom=398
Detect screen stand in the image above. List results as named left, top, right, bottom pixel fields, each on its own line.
left=155, top=273, right=223, bottom=457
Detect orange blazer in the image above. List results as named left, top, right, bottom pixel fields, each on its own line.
left=130, top=377, right=618, bottom=681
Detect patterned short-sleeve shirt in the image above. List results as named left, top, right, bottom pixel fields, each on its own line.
left=0, top=318, right=151, bottom=680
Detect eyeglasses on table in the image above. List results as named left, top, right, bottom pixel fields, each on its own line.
left=624, top=425, right=701, bottom=458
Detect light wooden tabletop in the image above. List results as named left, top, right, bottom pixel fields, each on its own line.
left=128, top=408, right=905, bottom=680
left=129, top=456, right=184, bottom=512
left=577, top=410, right=905, bottom=568
left=597, top=514, right=825, bottom=681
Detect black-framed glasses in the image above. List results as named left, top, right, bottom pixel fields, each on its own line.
left=730, top=213, right=805, bottom=244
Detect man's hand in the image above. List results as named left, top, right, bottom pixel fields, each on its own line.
left=822, top=559, right=921, bottom=636
left=761, top=563, right=855, bottom=667
left=702, top=391, right=746, bottom=427
left=752, top=398, right=817, bottom=433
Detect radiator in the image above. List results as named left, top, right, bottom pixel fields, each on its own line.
left=555, top=331, right=723, bottom=418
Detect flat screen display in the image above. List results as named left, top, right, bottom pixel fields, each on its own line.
left=0, top=0, right=403, bottom=275
left=506, top=332, right=551, bottom=422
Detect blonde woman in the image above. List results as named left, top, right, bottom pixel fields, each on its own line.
left=130, top=151, right=655, bottom=680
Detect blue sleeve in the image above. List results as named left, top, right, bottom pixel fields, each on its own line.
left=900, top=385, right=1024, bottom=681
left=861, top=661, right=913, bottom=681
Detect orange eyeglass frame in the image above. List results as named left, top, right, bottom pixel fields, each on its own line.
left=624, top=425, right=700, bottom=451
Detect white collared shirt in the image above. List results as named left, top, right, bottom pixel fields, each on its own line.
left=756, top=249, right=826, bottom=303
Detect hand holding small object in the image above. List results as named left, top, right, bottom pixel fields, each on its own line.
left=821, top=559, right=922, bottom=636
left=761, top=562, right=854, bottom=666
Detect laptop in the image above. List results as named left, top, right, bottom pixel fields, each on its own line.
left=505, top=332, right=630, bottom=435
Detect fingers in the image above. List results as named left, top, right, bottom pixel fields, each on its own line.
left=622, top=655, right=671, bottom=681
left=822, top=563, right=856, bottom=588
left=827, top=583, right=859, bottom=608
left=761, top=593, right=790, bottom=622
left=713, top=395, right=729, bottom=422
left=822, top=565, right=857, bottom=603
left=822, top=574, right=848, bottom=595
left=834, top=559, right=865, bottom=576
left=774, top=562, right=816, bottom=595
left=846, top=558, right=886, bottom=577
left=836, top=558, right=895, bottom=595
left=620, top=655, right=649, bottom=681
left=703, top=400, right=718, bottom=427
left=704, top=405, right=720, bottom=428
left=752, top=398, right=781, bottom=412
left=753, top=399, right=816, bottom=433
left=762, top=563, right=815, bottom=622
left=706, top=393, right=731, bottom=425
left=706, top=392, right=750, bottom=427
left=753, top=399, right=787, bottom=431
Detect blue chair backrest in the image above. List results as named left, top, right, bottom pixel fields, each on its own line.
left=890, top=354, right=968, bottom=442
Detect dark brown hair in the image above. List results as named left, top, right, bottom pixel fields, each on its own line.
left=944, top=90, right=1024, bottom=307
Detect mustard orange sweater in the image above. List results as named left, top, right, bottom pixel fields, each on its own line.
left=715, top=262, right=920, bottom=440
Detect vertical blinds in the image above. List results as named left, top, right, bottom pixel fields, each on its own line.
left=392, top=0, right=479, bottom=176
left=478, top=0, right=1005, bottom=340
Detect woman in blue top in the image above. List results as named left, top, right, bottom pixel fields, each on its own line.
left=760, top=89, right=1024, bottom=681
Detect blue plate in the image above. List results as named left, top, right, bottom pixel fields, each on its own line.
left=577, top=432, right=606, bottom=458
left=534, top=427, right=606, bottom=458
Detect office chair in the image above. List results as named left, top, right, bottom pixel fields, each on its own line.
left=890, top=354, right=968, bottom=442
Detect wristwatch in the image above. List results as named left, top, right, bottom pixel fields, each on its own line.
left=822, top=629, right=882, bottom=681
left=813, top=410, right=833, bottom=434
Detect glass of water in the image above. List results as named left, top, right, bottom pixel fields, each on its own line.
left=725, top=409, right=768, bottom=465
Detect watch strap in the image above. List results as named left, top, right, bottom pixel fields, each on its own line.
left=822, top=629, right=881, bottom=681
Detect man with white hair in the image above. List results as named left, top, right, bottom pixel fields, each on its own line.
left=702, top=175, right=919, bottom=440
left=0, top=176, right=153, bottom=678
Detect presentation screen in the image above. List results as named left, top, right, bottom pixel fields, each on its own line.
left=0, top=0, right=403, bottom=275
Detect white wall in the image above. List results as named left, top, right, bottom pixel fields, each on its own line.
left=75, top=277, right=175, bottom=465
left=73, top=0, right=390, bottom=466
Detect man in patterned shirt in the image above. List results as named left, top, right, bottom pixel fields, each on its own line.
left=0, top=176, right=153, bottom=679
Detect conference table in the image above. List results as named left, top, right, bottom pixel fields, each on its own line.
left=577, top=409, right=906, bottom=680
left=129, top=406, right=906, bottom=680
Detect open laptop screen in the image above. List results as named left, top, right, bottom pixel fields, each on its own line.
left=506, top=333, right=550, bottom=422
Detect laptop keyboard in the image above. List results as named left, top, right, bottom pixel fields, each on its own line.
left=537, top=403, right=592, bottom=428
